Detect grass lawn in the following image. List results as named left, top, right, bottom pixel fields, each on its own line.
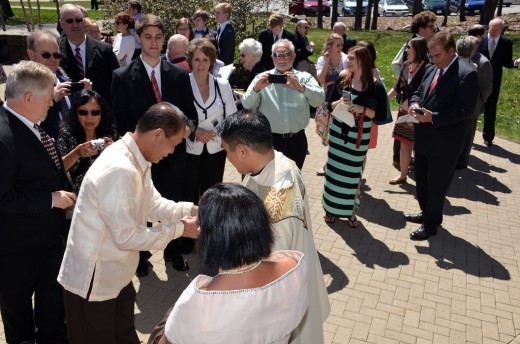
left=302, top=27, right=520, bottom=143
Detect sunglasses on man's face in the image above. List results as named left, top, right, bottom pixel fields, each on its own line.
left=39, top=51, right=63, bottom=59
left=273, top=51, right=292, bottom=58
left=64, top=17, right=83, bottom=24
left=77, top=109, right=102, bottom=116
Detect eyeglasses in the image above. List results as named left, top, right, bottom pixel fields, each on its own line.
left=240, top=53, right=247, bottom=57
left=77, top=109, right=102, bottom=116
left=273, top=51, right=291, bottom=58
left=302, top=26, right=309, bottom=29
left=64, top=17, right=83, bottom=24
left=405, top=45, right=411, bottom=49
left=38, top=51, right=63, bottom=59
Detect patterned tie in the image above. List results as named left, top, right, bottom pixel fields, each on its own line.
left=75, top=46, right=85, bottom=78
left=428, top=68, right=443, bottom=95
left=216, top=27, right=221, bottom=42
left=151, top=70, right=161, bottom=102
left=274, top=35, right=279, bottom=43
left=489, top=39, right=496, bottom=59
left=35, top=123, right=61, bottom=170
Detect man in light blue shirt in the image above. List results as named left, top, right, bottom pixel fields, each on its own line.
left=242, top=39, right=324, bottom=169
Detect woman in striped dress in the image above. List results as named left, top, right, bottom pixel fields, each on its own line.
left=322, top=46, right=388, bottom=226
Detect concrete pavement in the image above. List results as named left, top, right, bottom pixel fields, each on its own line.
left=0, top=114, right=519, bottom=343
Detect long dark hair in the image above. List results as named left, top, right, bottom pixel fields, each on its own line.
left=64, top=89, right=114, bottom=142
left=341, top=46, right=374, bottom=91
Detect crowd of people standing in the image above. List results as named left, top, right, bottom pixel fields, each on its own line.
left=1, top=1, right=519, bottom=343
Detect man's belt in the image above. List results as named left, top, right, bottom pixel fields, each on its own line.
left=272, top=129, right=305, bottom=139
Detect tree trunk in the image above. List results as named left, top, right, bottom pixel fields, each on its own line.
left=354, top=0, right=363, bottom=30
left=371, top=0, right=378, bottom=30
left=442, top=0, right=450, bottom=26
left=331, top=0, right=339, bottom=28
left=18, top=0, right=30, bottom=31
left=480, top=0, right=497, bottom=25
left=27, top=0, right=34, bottom=32
left=318, top=0, right=323, bottom=29
left=496, top=0, right=503, bottom=16
left=413, top=0, right=422, bottom=15
left=365, top=0, right=373, bottom=30
left=458, top=0, right=467, bottom=22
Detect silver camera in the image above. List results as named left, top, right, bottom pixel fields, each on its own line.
left=90, top=138, right=106, bottom=151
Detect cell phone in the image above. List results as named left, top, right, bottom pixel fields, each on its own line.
left=414, top=108, right=425, bottom=115
left=268, top=74, right=288, bottom=84
left=342, top=90, right=351, bottom=100
left=69, top=82, right=85, bottom=93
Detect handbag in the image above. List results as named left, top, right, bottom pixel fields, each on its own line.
left=315, top=101, right=332, bottom=146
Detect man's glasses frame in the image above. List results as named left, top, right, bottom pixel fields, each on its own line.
left=64, top=17, right=83, bottom=24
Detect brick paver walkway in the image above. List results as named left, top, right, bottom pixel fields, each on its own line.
left=1, top=114, right=519, bottom=343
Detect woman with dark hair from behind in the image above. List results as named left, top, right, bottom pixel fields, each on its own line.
left=387, top=37, right=429, bottom=185
left=57, top=89, right=119, bottom=192
left=158, top=183, right=308, bottom=344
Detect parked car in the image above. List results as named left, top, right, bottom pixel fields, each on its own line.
left=378, top=0, right=410, bottom=16
left=342, top=0, right=369, bottom=15
left=289, top=0, right=332, bottom=16
left=403, top=0, right=455, bottom=13
left=451, top=0, right=484, bottom=15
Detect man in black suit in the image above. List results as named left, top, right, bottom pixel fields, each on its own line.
left=214, top=2, right=236, bottom=65
left=27, top=31, right=93, bottom=140
left=0, top=61, right=76, bottom=344
left=406, top=32, right=479, bottom=240
left=332, top=21, right=356, bottom=54
left=59, top=4, right=119, bottom=103
left=111, top=14, right=198, bottom=275
left=478, top=18, right=520, bottom=147
left=258, top=12, right=297, bottom=70
left=294, top=19, right=316, bottom=77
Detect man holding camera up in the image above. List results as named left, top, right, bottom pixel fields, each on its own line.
left=27, top=31, right=92, bottom=140
left=242, top=39, right=324, bottom=169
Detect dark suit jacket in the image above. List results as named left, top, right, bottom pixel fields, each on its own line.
left=0, top=107, right=66, bottom=254
left=341, top=34, right=356, bottom=54
left=60, top=36, right=119, bottom=102
left=217, top=23, right=236, bottom=65
left=410, top=57, right=479, bottom=158
left=479, top=34, right=517, bottom=91
left=258, top=28, right=298, bottom=70
left=294, top=31, right=313, bottom=64
left=41, top=72, right=69, bottom=141
left=111, top=58, right=197, bottom=200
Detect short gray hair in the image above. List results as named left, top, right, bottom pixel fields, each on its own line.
left=5, top=61, right=55, bottom=101
left=272, top=38, right=295, bottom=55
left=456, top=35, right=479, bottom=58
left=239, top=38, right=262, bottom=63
left=333, top=21, right=346, bottom=32
left=27, top=31, right=59, bottom=51
left=59, top=4, right=83, bottom=19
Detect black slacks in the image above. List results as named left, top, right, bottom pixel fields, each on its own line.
left=184, top=147, right=227, bottom=204
left=63, top=282, right=140, bottom=344
left=272, top=130, right=308, bottom=170
left=0, top=244, right=66, bottom=344
left=482, top=87, right=500, bottom=143
left=414, top=152, right=459, bottom=230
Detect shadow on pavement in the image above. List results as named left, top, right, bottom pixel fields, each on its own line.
left=318, top=251, right=349, bottom=294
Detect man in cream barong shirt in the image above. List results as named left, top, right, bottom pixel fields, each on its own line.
left=219, top=110, right=331, bottom=344
left=58, top=103, right=199, bottom=344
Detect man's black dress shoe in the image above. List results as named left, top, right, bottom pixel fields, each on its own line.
left=484, top=140, right=493, bottom=147
left=171, top=254, right=189, bottom=271
left=136, top=260, right=150, bottom=277
left=404, top=212, right=423, bottom=223
left=410, top=225, right=437, bottom=241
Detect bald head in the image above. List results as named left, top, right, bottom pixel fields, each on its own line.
left=167, top=34, right=189, bottom=61
left=488, top=18, right=505, bottom=39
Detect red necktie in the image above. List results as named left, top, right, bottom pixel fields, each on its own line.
left=151, top=70, right=161, bottom=103
left=75, top=46, right=85, bottom=78
left=35, top=124, right=61, bottom=170
left=428, top=68, right=443, bottom=95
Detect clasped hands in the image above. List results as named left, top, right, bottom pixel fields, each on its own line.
left=195, top=128, right=217, bottom=144
left=181, top=206, right=200, bottom=239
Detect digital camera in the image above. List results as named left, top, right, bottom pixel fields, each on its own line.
left=90, top=138, right=106, bottom=151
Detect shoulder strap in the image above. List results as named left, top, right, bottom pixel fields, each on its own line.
left=214, top=77, right=226, bottom=118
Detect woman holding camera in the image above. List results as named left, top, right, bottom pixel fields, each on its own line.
left=57, top=90, right=118, bottom=192
left=185, top=38, right=237, bottom=204
left=158, top=183, right=308, bottom=344
left=322, top=46, right=387, bottom=226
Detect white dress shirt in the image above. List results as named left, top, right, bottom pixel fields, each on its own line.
left=58, top=133, right=194, bottom=301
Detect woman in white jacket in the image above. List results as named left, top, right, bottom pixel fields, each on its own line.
left=185, top=38, right=237, bottom=204
left=112, top=12, right=135, bottom=67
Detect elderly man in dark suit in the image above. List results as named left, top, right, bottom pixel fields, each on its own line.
left=405, top=32, right=479, bottom=240
left=332, top=21, right=356, bottom=54
left=258, top=12, right=297, bottom=70
left=478, top=18, right=520, bottom=147
left=111, top=14, right=198, bottom=275
left=0, top=61, right=76, bottom=344
left=59, top=4, right=119, bottom=103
